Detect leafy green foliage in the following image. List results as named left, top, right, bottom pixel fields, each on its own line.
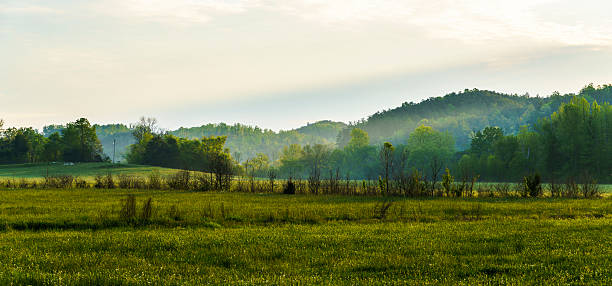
left=171, top=121, right=344, bottom=161
left=337, top=85, right=612, bottom=149
left=0, top=118, right=105, bottom=164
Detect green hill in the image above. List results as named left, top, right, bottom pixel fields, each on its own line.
left=337, top=84, right=612, bottom=149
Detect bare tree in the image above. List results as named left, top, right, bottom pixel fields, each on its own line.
left=130, top=117, right=160, bottom=143
left=429, top=156, right=443, bottom=196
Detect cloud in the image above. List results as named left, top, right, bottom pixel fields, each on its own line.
left=87, top=0, right=612, bottom=47
left=273, top=0, right=414, bottom=24
left=405, top=0, right=612, bottom=46
left=0, top=4, right=63, bottom=15
left=98, top=0, right=257, bottom=25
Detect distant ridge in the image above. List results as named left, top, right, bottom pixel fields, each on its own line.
left=52, top=84, right=612, bottom=160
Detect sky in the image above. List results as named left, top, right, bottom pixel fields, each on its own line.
left=2, top=0, right=612, bottom=131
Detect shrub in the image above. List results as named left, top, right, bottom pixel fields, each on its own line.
left=407, top=170, right=425, bottom=197
left=580, top=174, right=600, bottom=198
left=167, top=170, right=191, bottom=190
left=373, top=201, right=393, bottom=219
left=283, top=180, right=296, bottom=195
left=522, top=173, right=542, bottom=198
left=494, top=183, right=511, bottom=197
left=118, top=174, right=146, bottom=189
left=442, top=168, right=454, bottom=197
left=104, top=173, right=116, bottom=189
left=95, top=174, right=116, bottom=189
left=477, top=185, right=493, bottom=198
left=118, top=174, right=132, bottom=189
left=549, top=180, right=562, bottom=197
left=45, top=175, right=74, bottom=188
left=147, top=170, right=163, bottom=190
left=193, top=174, right=213, bottom=192
left=75, top=178, right=88, bottom=189
left=563, top=178, right=580, bottom=198
left=120, top=195, right=137, bottom=223
left=140, top=198, right=153, bottom=222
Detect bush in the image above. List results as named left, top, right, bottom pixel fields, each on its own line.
left=580, top=174, right=600, bottom=198
left=75, top=178, right=88, bottom=188
left=494, top=183, right=511, bottom=197
left=193, top=174, right=213, bottom=192
left=45, top=175, right=74, bottom=188
left=373, top=201, right=393, bottom=219
left=549, top=180, right=562, bottom=197
left=442, top=168, right=454, bottom=197
left=119, top=195, right=137, bottom=223
left=147, top=171, right=163, bottom=190
left=476, top=185, right=493, bottom=198
left=140, top=198, right=153, bottom=222
left=283, top=180, right=296, bottom=195
left=95, top=174, right=116, bottom=189
left=563, top=178, right=580, bottom=198
left=167, top=170, right=191, bottom=190
left=407, top=170, right=425, bottom=197
left=522, top=173, right=542, bottom=198
left=118, top=174, right=146, bottom=189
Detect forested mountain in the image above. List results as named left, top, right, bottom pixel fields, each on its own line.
left=36, top=84, right=611, bottom=165
left=337, top=84, right=612, bottom=149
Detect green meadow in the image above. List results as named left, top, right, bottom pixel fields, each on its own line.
left=0, top=188, right=610, bottom=284
left=0, top=163, right=186, bottom=181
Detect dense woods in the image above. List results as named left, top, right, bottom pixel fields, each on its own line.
left=337, top=84, right=612, bottom=149
left=0, top=118, right=105, bottom=164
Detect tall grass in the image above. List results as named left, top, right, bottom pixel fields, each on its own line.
left=0, top=171, right=606, bottom=198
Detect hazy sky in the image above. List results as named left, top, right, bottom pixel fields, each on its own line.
left=2, top=0, right=612, bottom=131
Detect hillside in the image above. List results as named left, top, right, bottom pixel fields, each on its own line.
left=44, top=84, right=612, bottom=160
left=337, top=84, right=612, bottom=149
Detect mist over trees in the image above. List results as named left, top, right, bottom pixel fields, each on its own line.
left=170, top=120, right=346, bottom=161
left=3, top=84, right=611, bottom=184
left=336, top=84, right=612, bottom=150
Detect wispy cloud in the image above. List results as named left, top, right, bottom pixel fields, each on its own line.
left=0, top=3, right=63, bottom=15
left=97, top=0, right=257, bottom=25
left=273, top=0, right=612, bottom=46
left=94, top=0, right=612, bottom=46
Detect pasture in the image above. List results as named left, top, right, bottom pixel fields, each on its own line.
left=0, top=162, right=183, bottom=180
left=0, top=189, right=610, bottom=284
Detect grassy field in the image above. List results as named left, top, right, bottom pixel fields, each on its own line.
left=0, top=162, right=185, bottom=181
left=0, top=189, right=610, bottom=284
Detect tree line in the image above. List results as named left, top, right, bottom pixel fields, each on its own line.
left=0, top=118, right=105, bottom=164
left=2, top=87, right=610, bottom=186
left=235, top=95, right=611, bottom=184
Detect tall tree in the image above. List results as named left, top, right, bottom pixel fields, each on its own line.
left=62, top=118, right=104, bottom=162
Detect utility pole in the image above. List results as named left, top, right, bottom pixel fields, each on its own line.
left=112, top=138, right=116, bottom=164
